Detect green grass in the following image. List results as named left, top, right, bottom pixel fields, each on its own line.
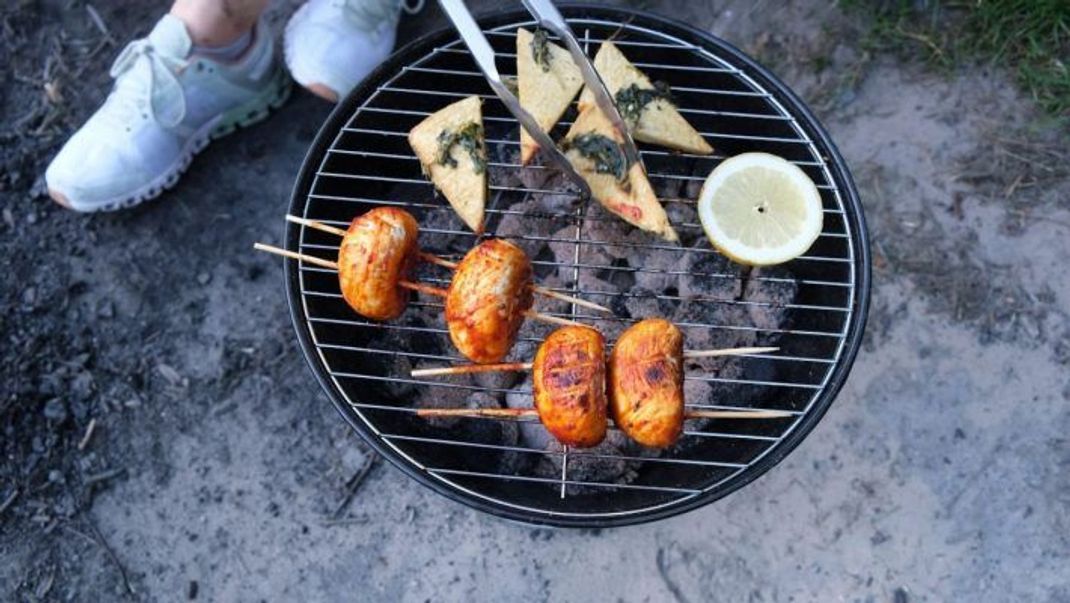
left=844, top=0, right=1070, bottom=118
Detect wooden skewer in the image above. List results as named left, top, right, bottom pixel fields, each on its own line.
left=685, top=409, right=793, bottom=419
left=286, top=215, right=348, bottom=237
left=288, top=214, right=613, bottom=314
left=413, top=362, right=534, bottom=377
left=410, top=346, right=779, bottom=378
left=254, top=243, right=583, bottom=328
left=416, top=407, right=793, bottom=420
left=683, top=346, right=779, bottom=359
left=397, top=280, right=448, bottom=297
left=253, top=243, right=338, bottom=270
left=418, top=251, right=457, bottom=269
left=417, top=407, right=537, bottom=418
left=529, top=286, right=611, bottom=313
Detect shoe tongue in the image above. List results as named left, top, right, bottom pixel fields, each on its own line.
left=147, top=14, right=193, bottom=59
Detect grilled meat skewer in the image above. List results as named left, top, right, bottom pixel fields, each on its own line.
left=608, top=318, right=685, bottom=448
left=446, top=239, right=536, bottom=364
left=532, top=325, right=608, bottom=447
left=416, top=320, right=789, bottom=448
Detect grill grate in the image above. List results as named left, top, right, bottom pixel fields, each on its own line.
left=283, top=6, right=869, bottom=526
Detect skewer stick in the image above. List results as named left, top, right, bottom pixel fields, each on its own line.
left=415, top=407, right=792, bottom=420
left=409, top=346, right=779, bottom=378
left=416, top=250, right=611, bottom=314
left=685, top=409, right=793, bottom=419
left=396, top=283, right=582, bottom=328
left=285, top=214, right=347, bottom=237
left=289, top=214, right=612, bottom=314
left=529, top=286, right=612, bottom=313
left=417, top=407, right=537, bottom=418
left=254, top=243, right=581, bottom=328
left=412, top=362, right=534, bottom=378
left=418, top=251, right=457, bottom=269
left=397, top=280, right=448, bottom=297
left=524, top=310, right=583, bottom=328
left=253, top=243, right=338, bottom=270
left=682, top=346, right=779, bottom=359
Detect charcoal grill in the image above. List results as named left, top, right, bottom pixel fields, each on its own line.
left=282, top=4, right=870, bottom=527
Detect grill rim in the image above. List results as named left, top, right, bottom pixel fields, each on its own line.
left=283, top=3, right=872, bottom=528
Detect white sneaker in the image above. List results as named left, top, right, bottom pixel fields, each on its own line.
left=284, top=0, right=423, bottom=102
left=45, top=15, right=291, bottom=212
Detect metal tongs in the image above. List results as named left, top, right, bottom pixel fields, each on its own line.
left=438, top=0, right=643, bottom=196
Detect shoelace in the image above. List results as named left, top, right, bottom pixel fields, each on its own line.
left=107, top=38, right=188, bottom=128
left=333, top=0, right=424, bottom=33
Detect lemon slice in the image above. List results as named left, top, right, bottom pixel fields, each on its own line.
left=697, top=152, right=823, bottom=266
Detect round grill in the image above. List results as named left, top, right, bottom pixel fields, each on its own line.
left=283, top=4, right=870, bottom=526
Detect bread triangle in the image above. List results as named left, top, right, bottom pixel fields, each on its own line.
left=563, top=106, right=678, bottom=242
left=408, top=96, right=487, bottom=233
left=516, top=28, right=585, bottom=165
left=578, top=42, right=712, bottom=155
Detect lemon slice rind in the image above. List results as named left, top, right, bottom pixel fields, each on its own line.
left=697, top=152, right=823, bottom=266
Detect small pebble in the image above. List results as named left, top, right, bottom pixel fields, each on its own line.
left=197, top=272, right=211, bottom=286
left=42, top=398, right=67, bottom=422
left=26, top=211, right=37, bottom=225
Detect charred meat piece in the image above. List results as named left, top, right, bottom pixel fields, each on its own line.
left=608, top=318, right=685, bottom=448
left=532, top=326, right=608, bottom=448
left=445, top=239, right=535, bottom=363
left=337, top=207, right=420, bottom=321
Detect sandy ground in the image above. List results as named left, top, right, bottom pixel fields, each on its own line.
left=2, top=0, right=1068, bottom=601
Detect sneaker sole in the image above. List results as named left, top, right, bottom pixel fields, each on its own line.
left=56, top=66, right=293, bottom=213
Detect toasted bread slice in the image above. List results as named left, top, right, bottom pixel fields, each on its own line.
left=408, top=96, right=487, bottom=233
left=516, top=28, right=585, bottom=165
left=563, top=107, right=678, bottom=242
left=578, top=42, right=712, bottom=155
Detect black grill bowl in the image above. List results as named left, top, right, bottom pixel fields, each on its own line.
left=283, top=4, right=870, bottom=527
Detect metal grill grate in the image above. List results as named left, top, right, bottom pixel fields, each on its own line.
left=283, top=6, right=869, bottom=526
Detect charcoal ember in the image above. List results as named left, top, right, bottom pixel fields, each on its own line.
left=676, top=250, right=743, bottom=300
left=526, top=171, right=583, bottom=217
left=624, top=287, right=679, bottom=321
left=376, top=353, right=418, bottom=401
left=418, top=206, right=470, bottom=255
left=684, top=172, right=705, bottom=200
left=743, top=266, right=798, bottom=332
left=473, top=368, right=522, bottom=392
left=530, top=245, right=558, bottom=280
left=666, top=205, right=702, bottom=247
left=415, top=389, right=517, bottom=448
left=495, top=195, right=569, bottom=243
left=506, top=377, right=645, bottom=484
left=683, top=378, right=714, bottom=410
left=652, top=173, right=686, bottom=200
left=516, top=163, right=555, bottom=192
left=535, top=430, right=646, bottom=490
left=504, top=376, right=544, bottom=447
left=595, top=257, right=637, bottom=290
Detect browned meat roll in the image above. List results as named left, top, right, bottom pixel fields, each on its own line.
left=532, top=326, right=608, bottom=448
left=608, top=318, right=685, bottom=448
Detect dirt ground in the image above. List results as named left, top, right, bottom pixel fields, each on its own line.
left=2, top=0, right=1068, bottom=601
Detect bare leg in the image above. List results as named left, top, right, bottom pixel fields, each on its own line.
left=170, top=0, right=270, bottom=46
